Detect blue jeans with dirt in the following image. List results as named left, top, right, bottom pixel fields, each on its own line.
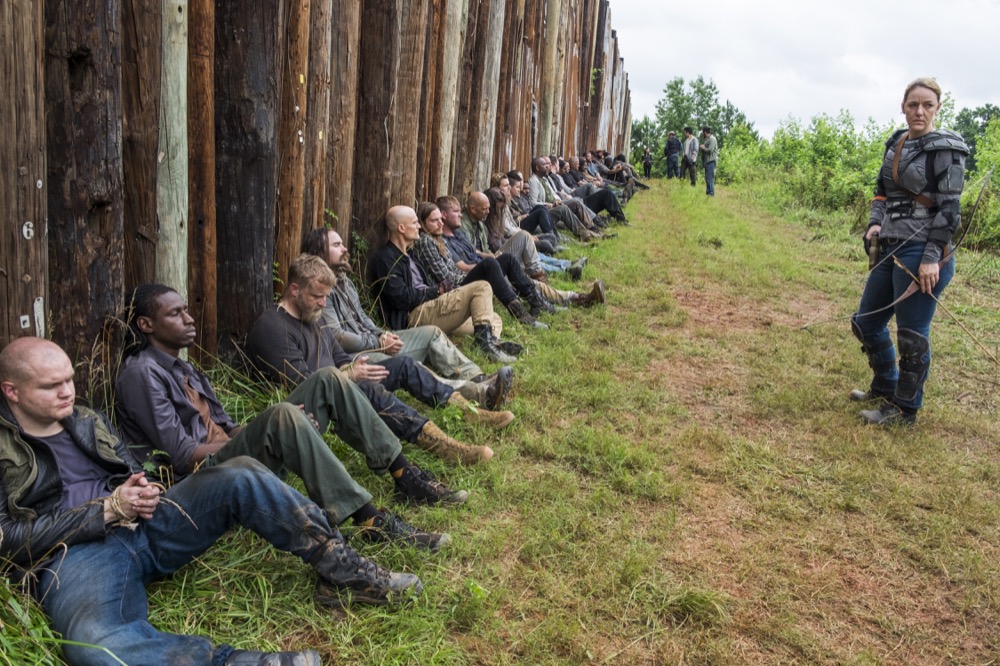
left=37, top=457, right=349, bottom=666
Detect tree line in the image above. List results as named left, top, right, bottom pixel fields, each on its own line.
left=631, top=77, right=999, bottom=250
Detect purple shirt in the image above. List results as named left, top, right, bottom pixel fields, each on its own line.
left=26, top=430, right=112, bottom=509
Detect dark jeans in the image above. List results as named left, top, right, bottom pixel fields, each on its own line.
left=37, top=458, right=347, bottom=666
left=643, top=162, right=652, bottom=178
left=853, top=240, right=954, bottom=411
left=666, top=154, right=680, bottom=178
left=461, top=257, right=518, bottom=305
left=519, top=205, right=555, bottom=234
left=355, top=354, right=453, bottom=442
left=680, top=157, right=696, bottom=185
left=581, top=187, right=625, bottom=220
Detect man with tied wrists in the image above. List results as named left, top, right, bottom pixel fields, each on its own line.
left=1, top=337, right=423, bottom=666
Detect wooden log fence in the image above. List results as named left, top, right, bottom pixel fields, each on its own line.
left=1, top=0, right=633, bottom=365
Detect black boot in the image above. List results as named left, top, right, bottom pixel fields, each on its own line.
left=312, top=533, right=423, bottom=608
left=224, top=649, right=321, bottom=666
left=526, top=287, right=557, bottom=316
left=506, top=299, right=548, bottom=329
left=473, top=324, right=518, bottom=363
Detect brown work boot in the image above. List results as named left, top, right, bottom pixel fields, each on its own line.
left=571, top=280, right=606, bottom=307
left=447, top=392, right=515, bottom=429
left=415, top=421, right=494, bottom=464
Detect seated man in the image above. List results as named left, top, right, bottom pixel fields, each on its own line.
left=0, top=337, right=421, bottom=666
left=116, top=283, right=453, bottom=551
left=480, top=188, right=608, bottom=309
left=505, top=170, right=567, bottom=256
left=527, top=156, right=603, bottom=241
left=301, top=227, right=513, bottom=410
left=246, top=255, right=509, bottom=465
left=370, top=205, right=524, bottom=363
left=550, top=156, right=628, bottom=224
left=414, top=193, right=550, bottom=326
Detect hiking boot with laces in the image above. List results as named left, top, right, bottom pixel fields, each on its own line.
left=447, top=392, right=515, bottom=429
left=394, top=465, right=470, bottom=505
left=472, top=324, right=517, bottom=363
left=313, top=539, right=423, bottom=609
left=415, top=421, right=494, bottom=464
left=495, top=339, right=523, bottom=357
left=483, top=365, right=514, bottom=410
left=571, top=280, right=606, bottom=308
left=224, top=649, right=321, bottom=666
left=358, top=511, right=452, bottom=553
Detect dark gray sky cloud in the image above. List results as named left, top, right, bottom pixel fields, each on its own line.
left=610, top=0, right=999, bottom=138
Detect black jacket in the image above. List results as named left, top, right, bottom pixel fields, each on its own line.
left=369, top=242, right=440, bottom=331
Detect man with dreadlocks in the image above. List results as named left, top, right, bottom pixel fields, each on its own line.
left=1, top=336, right=421, bottom=666
left=116, top=283, right=464, bottom=537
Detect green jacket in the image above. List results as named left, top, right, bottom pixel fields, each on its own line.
left=0, top=400, right=140, bottom=572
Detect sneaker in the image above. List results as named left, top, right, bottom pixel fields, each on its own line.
left=313, top=542, right=423, bottom=609
left=860, top=403, right=916, bottom=426
left=358, top=511, right=452, bottom=553
left=394, top=465, right=470, bottom=505
left=224, top=649, right=321, bottom=666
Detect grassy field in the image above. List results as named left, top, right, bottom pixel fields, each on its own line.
left=5, top=179, right=1000, bottom=665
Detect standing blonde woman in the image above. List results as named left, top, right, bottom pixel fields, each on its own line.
left=850, top=78, right=969, bottom=426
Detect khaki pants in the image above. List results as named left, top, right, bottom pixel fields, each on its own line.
left=408, top=281, right=503, bottom=338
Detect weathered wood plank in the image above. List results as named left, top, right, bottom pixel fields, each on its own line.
left=157, top=0, right=189, bottom=298
left=302, top=0, right=333, bottom=234
left=44, top=0, right=125, bottom=357
left=325, top=0, right=360, bottom=241
left=1, top=0, right=47, bottom=346
left=274, top=0, right=310, bottom=286
left=121, top=0, right=160, bottom=292
left=187, top=0, right=216, bottom=359
left=214, top=0, right=281, bottom=346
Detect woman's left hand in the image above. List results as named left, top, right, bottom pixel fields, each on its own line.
left=918, top=262, right=939, bottom=294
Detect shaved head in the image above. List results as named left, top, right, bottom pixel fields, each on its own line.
left=385, top=205, right=416, bottom=234
left=0, top=337, right=69, bottom=385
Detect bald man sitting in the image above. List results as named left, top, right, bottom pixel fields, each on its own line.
left=370, top=205, right=523, bottom=363
left=0, top=337, right=422, bottom=666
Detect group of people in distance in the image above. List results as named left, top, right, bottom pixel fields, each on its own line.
left=661, top=126, right=718, bottom=195
left=0, top=152, right=641, bottom=665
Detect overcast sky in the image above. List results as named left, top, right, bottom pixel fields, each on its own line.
left=610, top=0, right=1000, bottom=139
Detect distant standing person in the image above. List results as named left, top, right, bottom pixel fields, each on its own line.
left=680, top=127, right=698, bottom=186
left=849, top=77, right=969, bottom=426
left=664, top=131, right=682, bottom=179
left=642, top=146, right=653, bottom=179
left=699, top=126, right=719, bottom=196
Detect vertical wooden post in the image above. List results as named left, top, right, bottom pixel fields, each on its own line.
left=0, top=0, right=47, bottom=347
left=389, top=0, right=430, bottom=206
left=351, top=0, right=398, bottom=259
left=325, top=0, right=361, bottom=241
left=188, top=0, right=217, bottom=359
left=157, top=0, right=189, bottom=298
left=469, top=0, right=504, bottom=191
left=302, top=0, right=334, bottom=233
left=433, top=0, right=468, bottom=197
left=121, top=0, right=161, bottom=291
left=44, top=0, right=125, bottom=357
left=214, top=0, right=282, bottom=345
left=537, top=0, right=560, bottom=158
left=274, top=0, right=311, bottom=286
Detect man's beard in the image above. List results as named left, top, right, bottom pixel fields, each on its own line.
left=332, top=260, right=352, bottom=274
left=300, top=306, right=323, bottom=325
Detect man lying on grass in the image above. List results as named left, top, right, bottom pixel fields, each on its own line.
left=0, top=337, right=421, bottom=666
left=115, top=283, right=450, bottom=551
